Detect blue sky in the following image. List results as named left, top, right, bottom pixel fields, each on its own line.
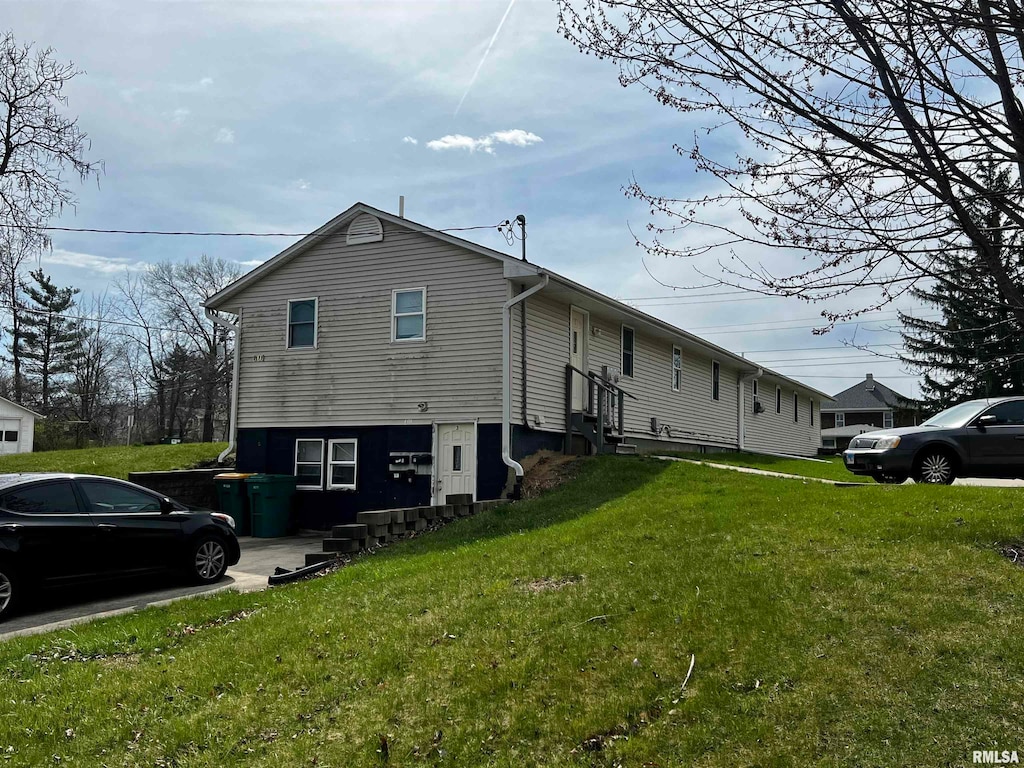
left=6, top=0, right=924, bottom=399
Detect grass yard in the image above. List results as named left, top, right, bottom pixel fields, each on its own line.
left=670, top=450, right=872, bottom=483
left=0, top=442, right=228, bottom=479
left=1, top=456, right=1022, bottom=765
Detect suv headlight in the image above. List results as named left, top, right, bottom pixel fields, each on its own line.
left=874, top=436, right=901, bottom=450
left=210, top=512, right=236, bottom=530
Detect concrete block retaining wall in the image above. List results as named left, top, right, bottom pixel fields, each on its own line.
left=128, top=468, right=231, bottom=510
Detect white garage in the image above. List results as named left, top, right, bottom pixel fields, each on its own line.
left=0, top=397, right=40, bottom=455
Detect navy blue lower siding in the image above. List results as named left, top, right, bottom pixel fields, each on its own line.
left=237, top=423, right=523, bottom=530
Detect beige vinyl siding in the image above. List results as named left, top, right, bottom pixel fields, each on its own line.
left=230, top=221, right=507, bottom=427
left=743, top=377, right=821, bottom=456
left=517, top=292, right=742, bottom=447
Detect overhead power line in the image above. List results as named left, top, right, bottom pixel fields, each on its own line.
left=0, top=222, right=505, bottom=237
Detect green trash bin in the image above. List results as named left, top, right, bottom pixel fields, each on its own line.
left=214, top=473, right=253, bottom=536
left=245, top=474, right=298, bottom=538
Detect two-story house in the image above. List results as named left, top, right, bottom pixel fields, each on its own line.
left=819, top=374, right=919, bottom=452
left=203, top=202, right=826, bottom=529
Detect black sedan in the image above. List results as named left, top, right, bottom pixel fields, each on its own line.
left=0, top=473, right=240, bottom=619
left=842, top=396, right=1024, bottom=484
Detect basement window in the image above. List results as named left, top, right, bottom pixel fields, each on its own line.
left=393, top=288, right=426, bottom=342
left=294, top=439, right=324, bottom=490
left=327, top=439, right=358, bottom=490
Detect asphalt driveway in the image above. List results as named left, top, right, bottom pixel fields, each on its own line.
left=0, top=534, right=323, bottom=641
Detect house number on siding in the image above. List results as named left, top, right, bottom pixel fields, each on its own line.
left=252, top=354, right=265, bottom=362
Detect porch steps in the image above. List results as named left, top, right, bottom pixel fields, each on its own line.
left=302, top=497, right=506, bottom=569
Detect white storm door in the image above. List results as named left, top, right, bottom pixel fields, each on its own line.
left=570, top=308, right=587, bottom=411
left=436, top=423, right=476, bottom=502
left=0, top=419, right=20, bottom=454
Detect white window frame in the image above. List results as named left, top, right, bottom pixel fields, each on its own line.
left=671, top=345, right=682, bottom=392
left=793, top=391, right=799, bottom=423
left=823, top=438, right=837, bottom=450
left=776, top=386, right=782, bottom=414
left=621, top=325, right=635, bottom=377
left=286, top=297, right=319, bottom=350
left=835, top=412, right=846, bottom=427
left=810, top=398, right=815, bottom=426
left=883, top=411, right=894, bottom=429
left=294, top=438, right=324, bottom=490
left=752, top=379, right=759, bottom=412
left=392, top=287, right=427, bottom=343
left=711, top=360, right=720, bottom=401
left=326, top=438, right=358, bottom=491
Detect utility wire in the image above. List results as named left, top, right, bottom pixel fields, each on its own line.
left=0, top=222, right=505, bottom=237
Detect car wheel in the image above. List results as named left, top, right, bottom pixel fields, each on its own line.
left=189, top=535, right=229, bottom=584
left=914, top=450, right=957, bottom=485
left=871, top=472, right=908, bottom=484
left=0, top=561, right=21, bottom=621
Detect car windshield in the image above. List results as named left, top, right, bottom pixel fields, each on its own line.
left=921, top=401, right=991, bottom=428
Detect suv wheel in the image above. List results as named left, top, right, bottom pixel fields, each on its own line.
left=0, top=562, right=21, bottom=621
left=914, top=450, right=957, bottom=485
left=189, top=535, right=228, bottom=584
left=871, top=472, right=908, bottom=485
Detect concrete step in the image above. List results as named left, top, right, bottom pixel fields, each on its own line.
left=356, top=510, right=390, bottom=526
left=331, top=523, right=368, bottom=539
left=323, top=538, right=362, bottom=553
left=615, top=444, right=638, bottom=455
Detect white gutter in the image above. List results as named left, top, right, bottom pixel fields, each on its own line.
left=205, top=307, right=242, bottom=464
left=502, top=274, right=549, bottom=484
left=737, top=367, right=763, bottom=451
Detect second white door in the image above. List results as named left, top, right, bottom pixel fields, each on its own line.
left=436, top=423, right=476, bottom=503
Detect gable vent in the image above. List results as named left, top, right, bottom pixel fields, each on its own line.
left=346, top=214, right=384, bottom=245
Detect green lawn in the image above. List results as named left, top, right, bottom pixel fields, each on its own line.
left=670, top=450, right=872, bottom=483
left=1, top=457, right=1022, bottom=765
left=0, top=442, right=228, bottom=479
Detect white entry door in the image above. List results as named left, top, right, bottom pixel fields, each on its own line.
left=435, top=423, right=476, bottom=503
left=0, top=419, right=20, bottom=455
left=570, top=308, right=588, bottom=411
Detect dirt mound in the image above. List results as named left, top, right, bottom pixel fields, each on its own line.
left=520, top=450, right=584, bottom=498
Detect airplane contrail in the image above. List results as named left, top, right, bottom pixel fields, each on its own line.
left=454, top=0, right=518, bottom=117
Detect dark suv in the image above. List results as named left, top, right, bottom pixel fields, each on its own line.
left=0, top=474, right=240, bottom=619
left=842, top=396, right=1024, bottom=484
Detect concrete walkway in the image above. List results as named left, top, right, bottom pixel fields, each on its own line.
left=652, top=455, right=1024, bottom=488
left=0, top=534, right=323, bottom=641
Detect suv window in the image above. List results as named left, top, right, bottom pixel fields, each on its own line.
left=981, top=401, right=1024, bottom=425
left=2, top=482, right=81, bottom=515
left=78, top=480, right=163, bottom=514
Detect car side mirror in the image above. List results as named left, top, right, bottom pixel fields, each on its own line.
left=976, top=414, right=998, bottom=429
left=160, top=498, right=175, bottom=514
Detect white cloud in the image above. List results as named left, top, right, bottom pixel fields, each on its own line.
left=402, top=136, right=418, bottom=145
left=172, top=76, right=215, bottom=93
left=236, top=259, right=266, bottom=269
left=170, top=108, right=190, bottom=125
left=119, top=86, right=143, bottom=103
left=291, top=178, right=311, bottom=191
left=215, top=127, right=235, bottom=144
left=45, top=249, right=150, bottom=275
left=425, top=129, right=542, bottom=155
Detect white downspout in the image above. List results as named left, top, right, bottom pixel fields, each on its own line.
left=502, top=274, right=549, bottom=485
left=737, top=367, right=763, bottom=451
left=206, top=307, right=242, bottom=465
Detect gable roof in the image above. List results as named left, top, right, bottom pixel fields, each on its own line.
left=204, top=202, right=831, bottom=400
left=821, top=375, right=914, bottom=411
left=0, top=396, right=43, bottom=419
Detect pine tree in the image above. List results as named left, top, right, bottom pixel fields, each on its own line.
left=899, top=163, right=1024, bottom=412
left=21, top=269, right=84, bottom=414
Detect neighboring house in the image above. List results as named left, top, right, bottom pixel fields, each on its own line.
left=819, top=374, right=918, bottom=452
left=204, top=202, right=826, bottom=528
left=0, top=397, right=39, bottom=455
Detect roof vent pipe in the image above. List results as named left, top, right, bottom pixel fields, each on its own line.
left=399, top=196, right=405, bottom=218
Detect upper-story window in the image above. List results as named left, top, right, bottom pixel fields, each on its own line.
left=671, top=346, right=682, bottom=392
left=393, top=288, right=426, bottom=342
left=883, top=411, right=894, bottom=429
left=776, top=386, right=782, bottom=414
left=752, top=379, right=759, bottom=412
left=287, top=298, right=317, bottom=349
left=793, top=391, right=799, bottom=422
left=711, top=360, right=721, bottom=401
left=810, top=398, right=815, bottom=426
left=621, top=326, right=635, bottom=377
left=835, top=412, right=846, bottom=427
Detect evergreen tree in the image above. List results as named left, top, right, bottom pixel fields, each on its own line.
left=899, top=163, right=1024, bottom=413
left=21, top=269, right=84, bottom=414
